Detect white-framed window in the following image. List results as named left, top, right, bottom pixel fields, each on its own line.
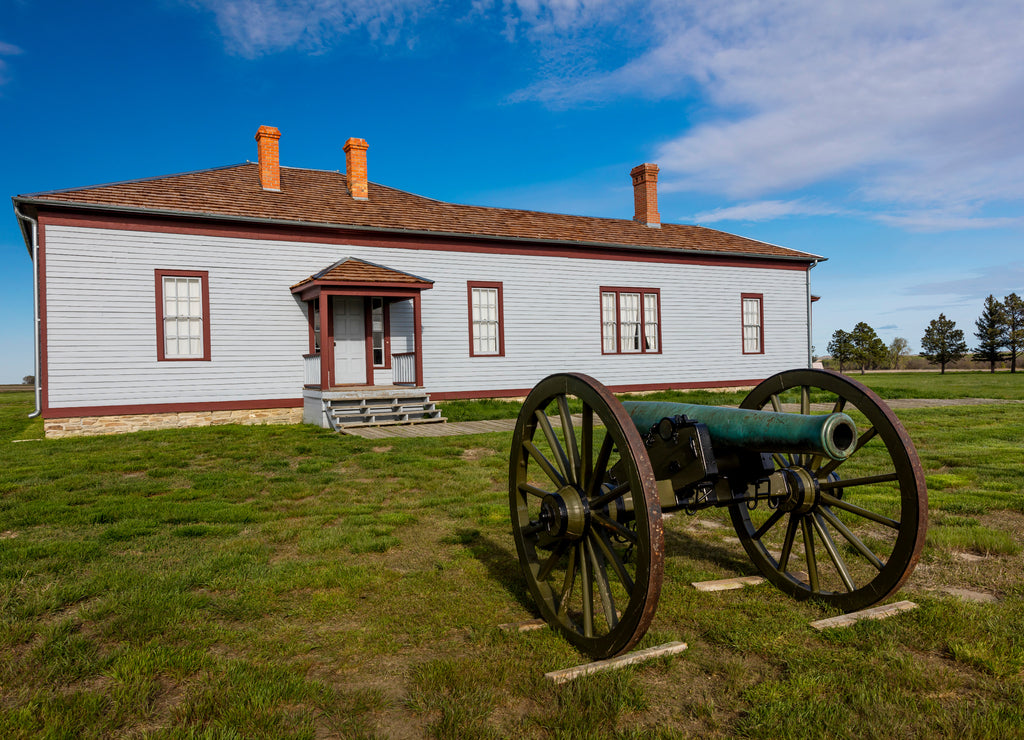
left=742, top=293, right=764, bottom=354
left=156, top=270, right=210, bottom=361
left=601, top=287, right=661, bottom=354
left=469, top=282, right=504, bottom=357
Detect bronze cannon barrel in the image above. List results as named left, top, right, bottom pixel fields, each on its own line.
left=621, top=400, right=858, bottom=461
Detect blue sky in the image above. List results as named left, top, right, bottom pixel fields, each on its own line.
left=3, top=0, right=1023, bottom=382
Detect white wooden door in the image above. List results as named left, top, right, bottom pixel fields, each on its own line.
left=333, top=297, right=366, bottom=384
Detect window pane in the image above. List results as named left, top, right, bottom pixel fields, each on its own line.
left=620, top=293, right=640, bottom=352
left=743, top=297, right=762, bottom=352
left=163, top=276, right=204, bottom=358
left=472, top=287, right=500, bottom=355
left=643, top=293, right=658, bottom=351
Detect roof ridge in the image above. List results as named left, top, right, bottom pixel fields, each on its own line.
left=16, top=162, right=254, bottom=199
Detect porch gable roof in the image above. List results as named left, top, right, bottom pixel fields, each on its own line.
left=290, top=257, right=434, bottom=301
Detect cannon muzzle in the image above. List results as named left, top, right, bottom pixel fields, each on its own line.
left=621, top=400, right=857, bottom=460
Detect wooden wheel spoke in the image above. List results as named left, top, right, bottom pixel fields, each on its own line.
left=524, top=440, right=567, bottom=489
left=819, top=426, right=878, bottom=478
left=585, top=433, right=614, bottom=500
left=801, top=516, right=820, bottom=591
left=518, top=483, right=552, bottom=499
left=769, top=393, right=783, bottom=413
left=581, top=404, right=593, bottom=492
left=591, top=512, right=638, bottom=545
left=521, top=521, right=546, bottom=536
left=819, top=492, right=900, bottom=529
left=537, top=541, right=568, bottom=581
left=812, top=513, right=855, bottom=592
left=592, top=529, right=634, bottom=592
left=586, top=536, right=618, bottom=628
left=590, top=481, right=630, bottom=510
left=778, top=514, right=798, bottom=572
left=557, top=396, right=581, bottom=485
left=580, top=541, right=594, bottom=637
left=772, top=453, right=790, bottom=470
left=831, top=397, right=847, bottom=414
left=535, top=409, right=574, bottom=486
left=753, top=507, right=786, bottom=541
left=800, top=385, right=811, bottom=415
left=556, top=546, right=578, bottom=618
left=819, top=506, right=885, bottom=571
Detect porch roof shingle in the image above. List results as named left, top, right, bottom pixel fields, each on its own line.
left=291, top=257, right=434, bottom=291
left=16, top=163, right=821, bottom=262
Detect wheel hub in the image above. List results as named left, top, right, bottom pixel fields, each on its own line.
left=540, top=486, right=590, bottom=540
left=779, top=467, right=820, bottom=514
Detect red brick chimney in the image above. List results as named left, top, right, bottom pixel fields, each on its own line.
left=255, top=125, right=282, bottom=192
left=344, top=138, right=369, bottom=200
left=631, top=163, right=660, bottom=228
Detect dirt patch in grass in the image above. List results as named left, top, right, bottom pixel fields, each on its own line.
left=460, top=447, right=495, bottom=461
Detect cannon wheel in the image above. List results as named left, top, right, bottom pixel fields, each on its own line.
left=510, top=373, right=664, bottom=659
left=731, top=369, right=927, bottom=611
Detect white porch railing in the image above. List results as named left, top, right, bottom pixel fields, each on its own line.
left=392, top=352, right=416, bottom=384
left=303, top=353, right=321, bottom=387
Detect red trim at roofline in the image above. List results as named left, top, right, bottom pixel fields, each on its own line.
left=42, top=398, right=302, bottom=419
left=37, top=210, right=811, bottom=272
left=429, top=378, right=767, bottom=401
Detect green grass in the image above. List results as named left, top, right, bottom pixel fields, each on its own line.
left=847, top=370, right=1024, bottom=400
left=1, top=385, right=1024, bottom=737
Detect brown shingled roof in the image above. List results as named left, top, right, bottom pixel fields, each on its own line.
left=16, top=163, right=820, bottom=261
left=291, top=257, right=434, bottom=291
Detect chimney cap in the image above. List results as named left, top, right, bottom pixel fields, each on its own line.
left=255, top=125, right=281, bottom=140
left=344, top=137, right=368, bottom=151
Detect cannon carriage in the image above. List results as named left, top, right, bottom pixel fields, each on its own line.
left=509, top=369, right=927, bottom=659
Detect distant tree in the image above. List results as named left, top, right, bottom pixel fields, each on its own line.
left=1003, top=292, right=1024, bottom=374
left=887, top=337, right=911, bottom=370
left=827, top=329, right=854, bottom=373
left=973, top=295, right=1005, bottom=372
left=850, top=322, right=887, bottom=374
left=921, top=313, right=967, bottom=374
left=21, top=375, right=34, bottom=385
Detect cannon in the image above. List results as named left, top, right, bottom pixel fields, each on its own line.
left=509, top=369, right=927, bottom=658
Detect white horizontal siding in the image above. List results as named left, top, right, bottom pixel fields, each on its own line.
left=43, top=224, right=809, bottom=409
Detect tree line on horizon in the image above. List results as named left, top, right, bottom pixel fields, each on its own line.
left=826, top=292, right=1023, bottom=375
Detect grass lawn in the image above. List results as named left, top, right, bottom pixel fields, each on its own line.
left=1, top=387, right=1023, bottom=738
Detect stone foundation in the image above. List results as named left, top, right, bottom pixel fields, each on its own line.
left=45, top=407, right=304, bottom=439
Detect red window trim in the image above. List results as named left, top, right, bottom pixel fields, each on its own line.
left=741, top=292, right=765, bottom=355
left=366, top=298, right=392, bottom=369
left=599, top=286, right=662, bottom=355
left=467, top=281, right=505, bottom=357
left=155, top=269, right=211, bottom=362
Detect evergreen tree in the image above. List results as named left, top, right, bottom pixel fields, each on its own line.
left=827, top=329, right=854, bottom=373
left=850, top=322, right=887, bottom=374
left=973, top=295, right=1005, bottom=372
left=1003, top=293, right=1024, bottom=373
left=921, top=313, right=967, bottom=374
left=888, top=337, right=910, bottom=370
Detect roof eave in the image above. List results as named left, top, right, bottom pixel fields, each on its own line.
left=13, top=197, right=827, bottom=264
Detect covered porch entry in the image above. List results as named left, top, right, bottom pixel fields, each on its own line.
left=290, top=258, right=440, bottom=430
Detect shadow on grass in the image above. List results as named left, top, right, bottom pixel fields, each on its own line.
left=662, top=525, right=758, bottom=577
left=458, top=530, right=538, bottom=615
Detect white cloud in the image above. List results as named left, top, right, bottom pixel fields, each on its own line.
left=515, top=1, right=1024, bottom=215
left=690, top=199, right=841, bottom=224
left=0, top=41, right=23, bottom=86
left=907, top=263, right=1024, bottom=300
left=873, top=212, right=1024, bottom=233
left=187, top=0, right=429, bottom=57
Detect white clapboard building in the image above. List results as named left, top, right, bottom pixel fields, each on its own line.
left=13, top=126, right=823, bottom=437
